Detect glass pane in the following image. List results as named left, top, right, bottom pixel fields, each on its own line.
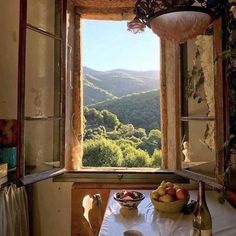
left=182, top=35, right=215, bottom=117
left=24, top=120, right=61, bottom=174
left=27, top=0, right=61, bottom=35
left=181, top=121, right=215, bottom=178
left=25, top=29, right=61, bottom=117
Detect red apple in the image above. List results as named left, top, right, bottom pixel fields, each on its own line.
left=166, top=186, right=176, bottom=196
left=121, top=191, right=136, bottom=199
left=175, top=188, right=188, bottom=200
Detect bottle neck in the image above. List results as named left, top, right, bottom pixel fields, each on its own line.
left=198, top=181, right=206, bottom=205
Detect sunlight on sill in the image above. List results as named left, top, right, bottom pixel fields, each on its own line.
left=66, top=167, right=169, bottom=173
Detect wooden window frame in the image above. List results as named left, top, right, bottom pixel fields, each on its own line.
left=64, top=9, right=183, bottom=183
left=16, top=2, right=226, bottom=187
left=17, top=0, right=67, bottom=185
left=175, top=18, right=226, bottom=190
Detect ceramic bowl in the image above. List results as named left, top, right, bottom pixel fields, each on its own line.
left=113, top=190, right=145, bottom=208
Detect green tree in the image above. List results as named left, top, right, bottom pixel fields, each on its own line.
left=84, top=126, right=107, bottom=140
left=116, top=124, right=135, bottom=137
left=101, top=110, right=120, bottom=130
left=82, top=138, right=123, bottom=167
left=150, top=149, right=162, bottom=168
left=120, top=145, right=150, bottom=167
left=85, top=107, right=104, bottom=127
left=138, top=129, right=161, bottom=155
left=133, top=128, right=147, bottom=139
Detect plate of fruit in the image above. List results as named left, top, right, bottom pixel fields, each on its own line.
left=150, top=180, right=189, bottom=213
left=113, top=190, right=145, bottom=208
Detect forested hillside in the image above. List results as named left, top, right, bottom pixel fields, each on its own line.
left=82, top=67, right=161, bottom=168
left=91, top=90, right=160, bottom=132
left=83, top=67, right=160, bottom=105
left=83, top=107, right=161, bottom=168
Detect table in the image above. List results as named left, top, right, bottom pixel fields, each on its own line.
left=98, top=190, right=236, bottom=236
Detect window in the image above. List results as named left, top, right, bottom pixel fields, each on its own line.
left=80, top=20, right=161, bottom=169
left=177, top=19, right=226, bottom=187
left=7, top=1, right=225, bottom=187
left=16, top=0, right=67, bottom=184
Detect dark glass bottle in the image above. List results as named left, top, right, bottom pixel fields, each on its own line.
left=192, top=181, right=212, bottom=236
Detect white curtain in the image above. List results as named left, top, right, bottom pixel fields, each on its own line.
left=0, top=184, right=29, bottom=236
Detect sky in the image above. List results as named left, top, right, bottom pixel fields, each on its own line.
left=82, top=20, right=160, bottom=72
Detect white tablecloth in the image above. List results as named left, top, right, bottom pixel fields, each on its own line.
left=98, top=190, right=236, bottom=236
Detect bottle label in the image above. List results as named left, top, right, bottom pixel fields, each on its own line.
left=191, top=228, right=212, bottom=236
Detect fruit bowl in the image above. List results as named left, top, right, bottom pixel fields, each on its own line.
left=150, top=180, right=190, bottom=213
left=113, top=190, right=145, bottom=208
left=150, top=193, right=190, bottom=213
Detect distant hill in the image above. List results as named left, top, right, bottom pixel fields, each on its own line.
left=90, top=90, right=160, bottom=131
left=83, top=67, right=160, bottom=105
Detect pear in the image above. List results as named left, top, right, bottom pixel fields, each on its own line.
left=160, top=180, right=166, bottom=187
left=151, top=190, right=159, bottom=200
left=159, top=194, right=174, bottom=203
left=157, top=186, right=166, bottom=196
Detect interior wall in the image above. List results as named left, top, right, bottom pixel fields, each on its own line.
left=0, top=0, right=19, bottom=119
left=32, top=179, right=72, bottom=236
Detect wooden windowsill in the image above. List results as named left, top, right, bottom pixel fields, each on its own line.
left=54, top=170, right=189, bottom=187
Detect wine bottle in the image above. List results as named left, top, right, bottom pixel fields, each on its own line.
left=192, top=181, right=212, bottom=236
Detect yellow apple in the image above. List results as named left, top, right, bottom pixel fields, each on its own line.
left=165, top=181, right=174, bottom=187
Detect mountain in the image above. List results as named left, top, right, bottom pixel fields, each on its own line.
left=90, top=90, right=160, bottom=131
left=83, top=67, right=160, bottom=105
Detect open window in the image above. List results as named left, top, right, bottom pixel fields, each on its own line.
left=16, top=0, right=67, bottom=185
left=176, top=18, right=226, bottom=188
left=2, top=0, right=227, bottom=187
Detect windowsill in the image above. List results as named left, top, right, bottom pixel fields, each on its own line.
left=53, top=168, right=189, bottom=185
left=66, top=167, right=165, bottom=172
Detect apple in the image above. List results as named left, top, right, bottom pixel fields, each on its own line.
left=159, top=194, right=174, bottom=202
left=166, top=186, right=176, bottom=196
left=151, top=190, right=159, bottom=200
left=121, top=191, right=136, bottom=199
left=157, top=186, right=166, bottom=196
left=165, top=182, right=174, bottom=187
left=173, top=184, right=181, bottom=190
left=175, top=188, right=188, bottom=200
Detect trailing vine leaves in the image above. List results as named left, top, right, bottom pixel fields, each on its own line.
left=185, top=48, right=205, bottom=103
left=219, top=5, right=236, bottom=201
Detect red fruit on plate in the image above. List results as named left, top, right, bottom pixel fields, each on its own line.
left=166, top=186, right=176, bottom=196
left=176, top=188, right=188, bottom=200
left=121, top=191, right=136, bottom=199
